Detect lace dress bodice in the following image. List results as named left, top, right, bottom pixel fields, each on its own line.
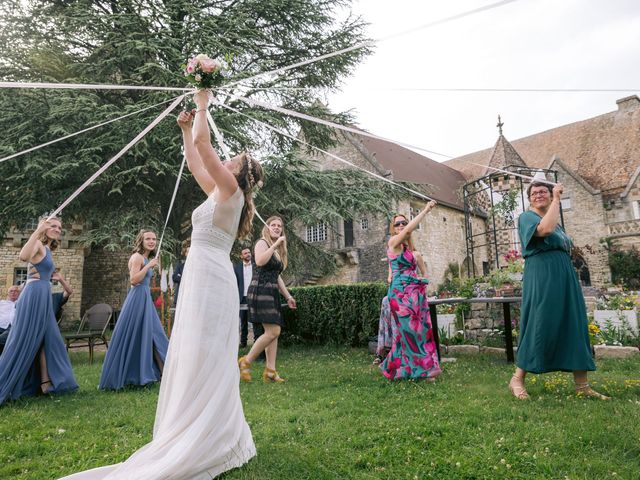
left=190, top=188, right=244, bottom=253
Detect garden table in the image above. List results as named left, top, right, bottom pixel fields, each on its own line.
left=427, top=296, right=522, bottom=363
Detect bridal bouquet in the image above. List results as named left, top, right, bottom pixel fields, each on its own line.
left=182, top=54, right=230, bottom=89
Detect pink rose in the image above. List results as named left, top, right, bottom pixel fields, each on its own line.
left=199, top=58, right=220, bottom=73
left=186, top=64, right=195, bottom=74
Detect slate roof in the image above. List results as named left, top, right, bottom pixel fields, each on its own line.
left=445, top=95, right=640, bottom=194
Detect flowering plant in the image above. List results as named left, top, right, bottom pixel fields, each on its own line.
left=587, top=321, right=603, bottom=346
left=503, top=249, right=522, bottom=263
left=596, top=293, right=637, bottom=311
left=182, top=54, right=230, bottom=89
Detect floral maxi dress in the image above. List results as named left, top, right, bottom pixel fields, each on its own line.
left=381, top=246, right=441, bottom=380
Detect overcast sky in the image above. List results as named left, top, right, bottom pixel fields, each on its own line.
left=327, top=0, right=640, bottom=161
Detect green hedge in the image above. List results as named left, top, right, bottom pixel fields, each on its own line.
left=282, top=282, right=388, bottom=346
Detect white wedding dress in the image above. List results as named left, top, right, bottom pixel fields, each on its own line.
left=61, top=188, right=256, bottom=479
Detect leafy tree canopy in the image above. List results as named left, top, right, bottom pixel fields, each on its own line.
left=0, top=0, right=409, bottom=280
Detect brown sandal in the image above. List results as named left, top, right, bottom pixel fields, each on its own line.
left=509, top=375, right=529, bottom=400
left=575, top=382, right=610, bottom=400
left=262, top=367, right=285, bottom=383
left=238, top=356, right=252, bottom=382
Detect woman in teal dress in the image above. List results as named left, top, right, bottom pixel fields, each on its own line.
left=509, top=181, right=608, bottom=400
left=380, top=202, right=441, bottom=381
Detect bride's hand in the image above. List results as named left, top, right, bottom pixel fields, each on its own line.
left=177, top=110, right=194, bottom=130
left=193, top=89, right=211, bottom=110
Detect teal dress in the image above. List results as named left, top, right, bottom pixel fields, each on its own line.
left=517, top=211, right=595, bottom=373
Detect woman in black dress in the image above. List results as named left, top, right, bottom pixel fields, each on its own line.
left=239, top=216, right=296, bottom=382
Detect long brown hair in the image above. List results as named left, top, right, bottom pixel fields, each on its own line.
left=234, top=152, right=265, bottom=240
left=132, top=229, right=157, bottom=257
left=389, top=214, right=415, bottom=252
left=38, top=216, right=61, bottom=251
left=261, top=215, right=288, bottom=270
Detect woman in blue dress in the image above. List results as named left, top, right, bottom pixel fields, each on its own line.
left=98, top=229, right=169, bottom=390
left=0, top=217, right=78, bottom=405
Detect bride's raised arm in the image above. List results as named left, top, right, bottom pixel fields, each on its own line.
left=192, top=90, right=238, bottom=202
left=177, top=109, right=216, bottom=196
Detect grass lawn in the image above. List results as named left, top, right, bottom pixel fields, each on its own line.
left=1, top=346, right=639, bottom=480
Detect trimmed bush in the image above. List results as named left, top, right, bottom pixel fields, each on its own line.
left=609, top=247, right=640, bottom=289
left=282, top=282, right=388, bottom=346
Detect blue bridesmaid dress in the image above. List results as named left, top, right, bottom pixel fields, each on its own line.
left=0, top=247, right=78, bottom=405
left=99, top=257, right=169, bottom=390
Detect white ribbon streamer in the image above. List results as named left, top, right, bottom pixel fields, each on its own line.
left=160, top=269, right=168, bottom=292
left=0, top=97, right=181, bottom=164
left=219, top=103, right=434, bottom=202
left=47, top=95, right=185, bottom=219
left=168, top=264, right=175, bottom=291
left=254, top=209, right=269, bottom=228
left=470, top=162, right=558, bottom=186
left=0, top=81, right=189, bottom=92
left=203, top=105, right=267, bottom=227
left=1, top=1, right=520, bottom=98
left=234, top=94, right=450, bottom=159
left=156, top=151, right=187, bottom=254
left=205, top=110, right=232, bottom=163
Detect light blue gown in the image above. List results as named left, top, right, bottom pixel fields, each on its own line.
left=98, top=257, right=169, bottom=390
left=0, top=247, right=78, bottom=405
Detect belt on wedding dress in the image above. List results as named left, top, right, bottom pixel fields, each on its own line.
left=190, top=227, right=235, bottom=252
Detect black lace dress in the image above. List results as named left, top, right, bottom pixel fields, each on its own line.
left=247, top=249, right=284, bottom=326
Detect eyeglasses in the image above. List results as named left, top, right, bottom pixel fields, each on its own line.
left=394, top=220, right=408, bottom=227
left=529, top=191, right=549, bottom=198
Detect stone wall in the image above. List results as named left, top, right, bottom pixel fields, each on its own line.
left=0, top=229, right=85, bottom=324
left=295, top=133, right=492, bottom=289
left=51, top=247, right=86, bottom=325
left=396, top=200, right=485, bottom=292
left=605, top=172, right=640, bottom=251
left=81, top=247, right=131, bottom=314
left=553, top=162, right=611, bottom=287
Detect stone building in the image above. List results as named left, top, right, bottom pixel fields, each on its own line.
left=1, top=221, right=133, bottom=326
left=303, top=95, right=640, bottom=289
left=297, top=132, right=490, bottom=289
left=2, top=97, right=637, bottom=320
left=447, top=95, right=640, bottom=287
left=0, top=222, right=88, bottom=324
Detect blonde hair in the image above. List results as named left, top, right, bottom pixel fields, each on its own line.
left=389, top=214, right=415, bottom=252
left=132, top=229, right=157, bottom=257
left=260, top=216, right=288, bottom=270
left=38, top=216, right=61, bottom=251
left=234, top=152, right=265, bottom=240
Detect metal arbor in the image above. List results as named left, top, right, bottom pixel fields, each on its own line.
left=462, top=165, right=561, bottom=278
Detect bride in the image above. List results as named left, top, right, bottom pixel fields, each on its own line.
left=60, top=89, right=265, bottom=479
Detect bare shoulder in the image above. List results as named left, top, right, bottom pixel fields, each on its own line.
left=254, top=239, right=269, bottom=252
left=128, top=252, right=144, bottom=268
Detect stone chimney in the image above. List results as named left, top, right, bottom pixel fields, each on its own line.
left=616, top=95, right=640, bottom=112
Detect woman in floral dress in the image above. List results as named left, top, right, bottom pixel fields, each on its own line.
left=380, top=202, right=441, bottom=380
